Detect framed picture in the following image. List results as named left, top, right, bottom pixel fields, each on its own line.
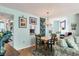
left=19, top=16, right=27, bottom=28
left=29, top=17, right=37, bottom=25
left=71, top=23, right=77, bottom=30
left=60, top=20, right=66, bottom=30
left=30, top=29, right=35, bottom=35
left=30, top=24, right=36, bottom=35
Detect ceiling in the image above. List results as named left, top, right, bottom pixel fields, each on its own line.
left=0, top=12, right=14, bottom=20
left=0, top=3, right=79, bottom=18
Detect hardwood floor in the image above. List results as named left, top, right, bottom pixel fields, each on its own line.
left=4, top=43, right=54, bottom=56
left=4, top=43, right=33, bottom=56
left=19, top=47, right=32, bottom=56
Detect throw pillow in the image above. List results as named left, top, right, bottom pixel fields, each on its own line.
left=0, top=32, right=3, bottom=37
left=74, top=36, right=79, bottom=44
left=58, top=39, right=68, bottom=48
left=65, top=36, right=79, bottom=51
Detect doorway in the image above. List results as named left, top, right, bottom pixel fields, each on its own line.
left=40, top=18, right=46, bottom=36
left=0, top=12, right=14, bottom=46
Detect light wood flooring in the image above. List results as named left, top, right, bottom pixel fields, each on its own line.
left=4, top=43, right=33, bottom=56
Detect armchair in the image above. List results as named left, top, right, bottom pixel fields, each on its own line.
left=0, top=31, right=12, bottom=56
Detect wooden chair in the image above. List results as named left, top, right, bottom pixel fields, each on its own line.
left=47, top=34, right=58, bottom=52
left=35, top=34, right=43, bottom=50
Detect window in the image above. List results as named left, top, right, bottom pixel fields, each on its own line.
left=0, top=22, right=5, bottom=32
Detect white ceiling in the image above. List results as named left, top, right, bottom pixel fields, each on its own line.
left=0, top=12, right=14, bottom=20
left=0, top=3, right=79, bottom=18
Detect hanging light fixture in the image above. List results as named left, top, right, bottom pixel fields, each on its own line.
left=44, top=11, right=50, bottom=27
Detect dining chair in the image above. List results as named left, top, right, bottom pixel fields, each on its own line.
left=35, top=34, right=44, bottom=50
left=47, top=34, right=58, bottom=52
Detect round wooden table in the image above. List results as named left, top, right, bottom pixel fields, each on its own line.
left=41, top=36, right=51, bottom=42
left=41, top=36, right=51, bottom=50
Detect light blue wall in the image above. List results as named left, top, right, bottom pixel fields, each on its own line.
left=49, top=15, right=79, bottom=36
left=65, top=15, right=78, bottom=35
left=0, top=6, right=40, bottom=50
left=52, top=21, right=60, bottom=33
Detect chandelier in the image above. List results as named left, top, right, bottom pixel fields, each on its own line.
left=44, top=11, right=50, bottom=27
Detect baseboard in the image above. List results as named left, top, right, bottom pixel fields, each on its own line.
left=17, top=44, right=35, bottom=51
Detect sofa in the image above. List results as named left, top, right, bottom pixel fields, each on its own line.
left=52, top=35, right=79, bottom=56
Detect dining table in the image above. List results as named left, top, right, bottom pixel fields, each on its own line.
left=41, top=36, right=51, bottom=43
left=41, top=36, right=51, bottom=50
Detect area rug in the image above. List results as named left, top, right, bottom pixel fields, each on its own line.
left=32, top=48, right=54, bottom=56
left=32, top=45, right=79, bottom=56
